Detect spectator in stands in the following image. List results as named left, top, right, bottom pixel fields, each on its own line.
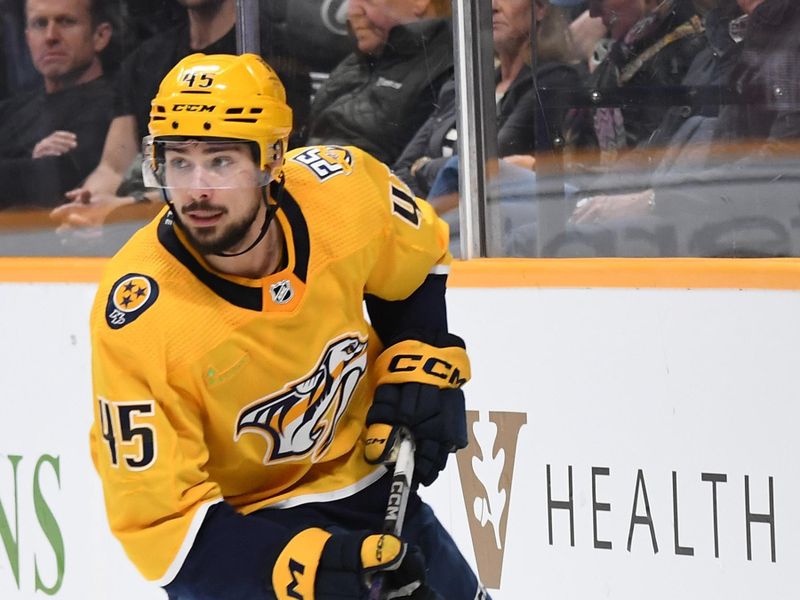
left=302, top=0, right=454, bottom=165
left=563, top=0, right=707, bottom=166
left=442, top=0, right=727, bottom=256
left=394, top=0, right=581, bottom=201
left=505, top=0, right=800, bottom=257
left=567, top=0, right=800, bottom=259
left=51, top=0, right=312, bottom=229
left=567, top=0, right=743, bottom=225
left=0, top=0, right=115, bottom=210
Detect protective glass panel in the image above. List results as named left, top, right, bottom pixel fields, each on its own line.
left=476, top=0, right=800, bottom=258
left=4, top=0, right=797, bottom=260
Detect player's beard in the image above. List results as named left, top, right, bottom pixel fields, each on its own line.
left=177, top=197, right=262, bottom=255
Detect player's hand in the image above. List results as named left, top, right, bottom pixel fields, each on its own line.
left=365, top=332, right=469, bottom=487
left=32, top=130, right=77, bottom=158
left=270, top=528, right=441, bottom=600
left=365, top=382, right=467, bottom=487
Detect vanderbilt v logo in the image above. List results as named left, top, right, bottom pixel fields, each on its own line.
left=456, top=410, right=527, bottom=589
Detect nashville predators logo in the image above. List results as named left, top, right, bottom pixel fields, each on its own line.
left=235, top=334, right=368, bottom=463
left=105, top=273, right=159, bottom=329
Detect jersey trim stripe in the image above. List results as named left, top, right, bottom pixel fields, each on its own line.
left=154, top=498, right=223, bottom=586
left=278, top=185, right=310, bottom=283
left=266, top=465, right=388, bottom=510
left=429, top=264, right=450, bottom=275
left=157, top=213, right=264, bottom=310
left=155, top=189, right=311, bottom=310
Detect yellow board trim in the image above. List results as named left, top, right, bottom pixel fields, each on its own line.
left=2, top=256, right=800, bottom=290
left=447, top=258, right=800, bottom=290
left=0, top=257, right=107, bottom=282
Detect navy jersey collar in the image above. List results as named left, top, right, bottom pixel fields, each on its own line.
left=157, top=185, right=310, bottom=311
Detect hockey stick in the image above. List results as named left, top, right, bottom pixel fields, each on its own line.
left=368, top=428, right=415, bottom=600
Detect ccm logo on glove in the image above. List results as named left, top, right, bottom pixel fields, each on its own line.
left=374, top=338, right=470, bottom=389
left=367, top=333, right=470, bottom=486
left=386, top=354, right=467, bottom=387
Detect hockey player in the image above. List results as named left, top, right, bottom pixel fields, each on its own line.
left=89, top=52, right=486, bottom=600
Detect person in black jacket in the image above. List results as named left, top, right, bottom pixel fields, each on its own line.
left=302, top=0, right=453, bottom=166
left=394, top=0, right=581, bottom=200
left=563, top=0, right=707, bottom=167
left=0, top=0, right=114, bottom=209
left=567, top=0, right=743, bottom=224
left=642, top=0, right=800, bottom=256
left=549, top=0, right=800, bottom=258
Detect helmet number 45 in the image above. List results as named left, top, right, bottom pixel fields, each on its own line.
left=182, top=71, right=214, bottom=89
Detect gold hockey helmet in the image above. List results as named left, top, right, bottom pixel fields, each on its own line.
left=144, top=53, right=293, bottom=186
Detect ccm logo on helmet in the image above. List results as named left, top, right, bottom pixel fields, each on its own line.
left=172, top=104, right=216, bottom=112
left=388, top=354, right=467, bottom=387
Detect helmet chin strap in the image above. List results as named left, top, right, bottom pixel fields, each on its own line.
left=213, top=185, right=276, bottom=258
left=215, top=174, right=286, bottom=258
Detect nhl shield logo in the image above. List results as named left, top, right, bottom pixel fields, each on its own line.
left=270, top=279, right=294, bottom=304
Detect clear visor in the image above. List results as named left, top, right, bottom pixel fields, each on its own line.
left=142, top=136, right=271, bottom=190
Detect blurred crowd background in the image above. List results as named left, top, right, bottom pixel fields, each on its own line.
left=0, top=0, right=797, bottom=258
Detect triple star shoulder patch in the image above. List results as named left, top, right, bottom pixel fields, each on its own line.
left=105, top=273, right=159, bottom=329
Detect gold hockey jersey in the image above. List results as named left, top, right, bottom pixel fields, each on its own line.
left=89, top=145, right=451, bottom=583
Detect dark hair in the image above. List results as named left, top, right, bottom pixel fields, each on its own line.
left=25, top=0, right=114, bottom=27
left=87, top=0, right=114, bottom=28
left=90, top=0, right=129, bottom=76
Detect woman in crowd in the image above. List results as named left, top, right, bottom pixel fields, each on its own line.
left=393, top=0, right=582, bottom=202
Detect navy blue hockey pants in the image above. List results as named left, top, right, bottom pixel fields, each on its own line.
left=252, top=472, right=488, bottom=600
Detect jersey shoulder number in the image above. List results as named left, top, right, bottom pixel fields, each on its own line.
left=290, top=146, right=353, bottom=181
left=388, top=173, right=421, bottom=228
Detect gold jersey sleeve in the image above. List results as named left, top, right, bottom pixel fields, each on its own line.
left=89, top=145, right=452, bottom=583
left=284, top=144, right=452, bottom=300
left=355, top=149, right=452, bottom=300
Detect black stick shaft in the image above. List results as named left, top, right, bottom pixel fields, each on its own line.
left=368, top=432, right=415, bottom=600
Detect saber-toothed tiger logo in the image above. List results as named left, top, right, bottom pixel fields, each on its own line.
left=235, top=334, right=368, bottom=463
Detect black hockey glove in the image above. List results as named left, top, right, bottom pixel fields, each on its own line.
left=365, top=332, right=470, bottom=487
left=269, top=528, right=441, bottom=600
